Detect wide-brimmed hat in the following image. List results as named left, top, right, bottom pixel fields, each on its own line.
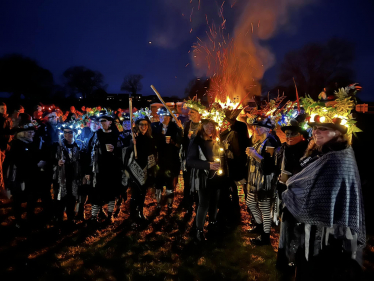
left=16, top=114, right=37, bottom=132
left=251, top=115, right=275, bottom=129
left=157, top=107, right=172, bottom=117
left=281, top=119, right=310, bottom=139
left=308, top=115, right=348, bottom=134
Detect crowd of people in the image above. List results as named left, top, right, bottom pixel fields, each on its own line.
left=0, top=83, right=367, bottom=280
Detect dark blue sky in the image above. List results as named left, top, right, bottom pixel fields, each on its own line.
left=1, top=0, right=373, bottom=101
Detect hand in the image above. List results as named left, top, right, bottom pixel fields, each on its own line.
left=85, top=175, right=90, bottom=181
left=37, top=160, right=46, bottom=168
left=58, top=159, right=65, bottom=166
left=209, top=162, right=220, bottom=171
left=106, top=144, right=114, bottom=152
left=246, top=147, right=254, bottom=157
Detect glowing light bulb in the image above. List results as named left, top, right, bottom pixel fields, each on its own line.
left=219, top=147, right=224, bottom=152
left=320, top=116, right=325, bottom=123
left=78, top=129, right=82, bottom=135
left=218, top=169, right=223, bottom=175
left=340, top=119, right=347, bottom=125
left=310, top=114, right=316, bottom=122
left=215, top=158, right=220, bottom=162
left=216, top=137, right=220, bottom=142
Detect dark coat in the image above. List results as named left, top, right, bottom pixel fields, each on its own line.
left=5, top=139, right=39, bottom=190
left=52, top=140, right=82, bottom=200
left=220, top=120, right=249, bottom=181
left=86, top=129, right=123, bottom=200
left=151, top=121, right=182, bottom=176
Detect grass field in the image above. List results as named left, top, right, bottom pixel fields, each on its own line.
left=0, top=178, right=373, bottom=281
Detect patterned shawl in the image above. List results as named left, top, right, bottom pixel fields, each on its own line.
left=282, top=147, right=366, bottom=248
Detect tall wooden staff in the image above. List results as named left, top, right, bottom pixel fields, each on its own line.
left=129, top=97, right=137, bottom=159
left=150, top=85, right=183, bottom=130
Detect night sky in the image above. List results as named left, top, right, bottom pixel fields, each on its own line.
left=1, top=0, right=373, bottom=101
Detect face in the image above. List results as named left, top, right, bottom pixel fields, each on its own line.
left=0, top=106, right=6, bottom=115
left=285, top=130, right=303, bottom=146
left=23, top=130, right=35, bottom=141
left=312, top=126, right=339, bottom=146
left=100, top=119, right=112, bottom=131
left=90, top=120, right=100, bottom=132
left=253, top=125, right=268, bottom=137
left=63, top=129, right=74, bottom=142
left=47, top=113, right=58, bottom=125
left=138, top=121, right=149, bottom=135
left=203, top=122, right=215, bottom=137
left=70, top=106, right=76, bottom=113
left=123, top=120, right=131, bottom=131
left=188, top=109, right=201, bottom=123
left=160, top=115, right=171, bottom=125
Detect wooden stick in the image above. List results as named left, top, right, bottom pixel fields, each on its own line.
left=150, top=85, right=183, bottom=129
left=129, top=97, right=137, bottom=159
left=293, top=77, right=301, bottom=113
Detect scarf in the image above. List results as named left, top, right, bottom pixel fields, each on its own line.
left=283, top=147, right=366, bottom=249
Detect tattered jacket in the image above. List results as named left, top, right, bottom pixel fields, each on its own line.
left=52, top=140, right=81, bottom=200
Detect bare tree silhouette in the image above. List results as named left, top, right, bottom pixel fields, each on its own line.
left=120, top=74, right=143, bottom=96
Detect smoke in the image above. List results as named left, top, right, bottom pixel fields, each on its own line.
left=191, top=0, right=314, bottom=101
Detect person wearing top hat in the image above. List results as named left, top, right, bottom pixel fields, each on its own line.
left=187, top=117, right=226, bottom=242
left=274, top=115, right=310, bottom=272
left=245, top=115, right=280, bottom=245
left=217, top=107, right=250, bottom=225
left=5, top=114, right=39, bottom=228
left=85, top=110, right=124, bottom=225
left=75, top=115, right=100, bottom=220
left=281, top=86, right=366, bottom=280
left=151, top=107, right=183, bottom=211
left=52, top=121, right=82, bottom=227
left=30, top=109, right=60, bottom=221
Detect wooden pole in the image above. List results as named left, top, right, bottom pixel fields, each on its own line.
left=293, top=77, right=301, bottom=113
left=129, top=97, right=137, bottom=159
left=150, top=85, right=183, bottom=129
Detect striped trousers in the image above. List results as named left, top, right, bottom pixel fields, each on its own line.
left=246, top=193, right=272, bottom=234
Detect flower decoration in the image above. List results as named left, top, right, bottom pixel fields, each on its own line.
left=183, top=97, right=207, bottom=114
left=300, top=84, right=362, bottom=135
left=132, top=108, right=152, bottom=123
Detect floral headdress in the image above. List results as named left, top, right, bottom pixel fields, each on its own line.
left=301, top=83, right=362, bottom=135
left=183, top=97, right=206, bottom=114
left=132, top=108, right=152, bottom=123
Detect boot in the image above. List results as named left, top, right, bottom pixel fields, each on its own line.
left=195, top=229, right=205, bottom=243
left=247, top=223, right=263, bottom=234
left=251, top=233, right=270, bottom=246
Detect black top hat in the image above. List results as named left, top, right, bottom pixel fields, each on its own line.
left=251, top=115, right=274, bottom=129
left=157, top=107, right=172, bottom=117
left=95, top=110, right=114, bottom=121
left=16, top=114, right=36, bottom=132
